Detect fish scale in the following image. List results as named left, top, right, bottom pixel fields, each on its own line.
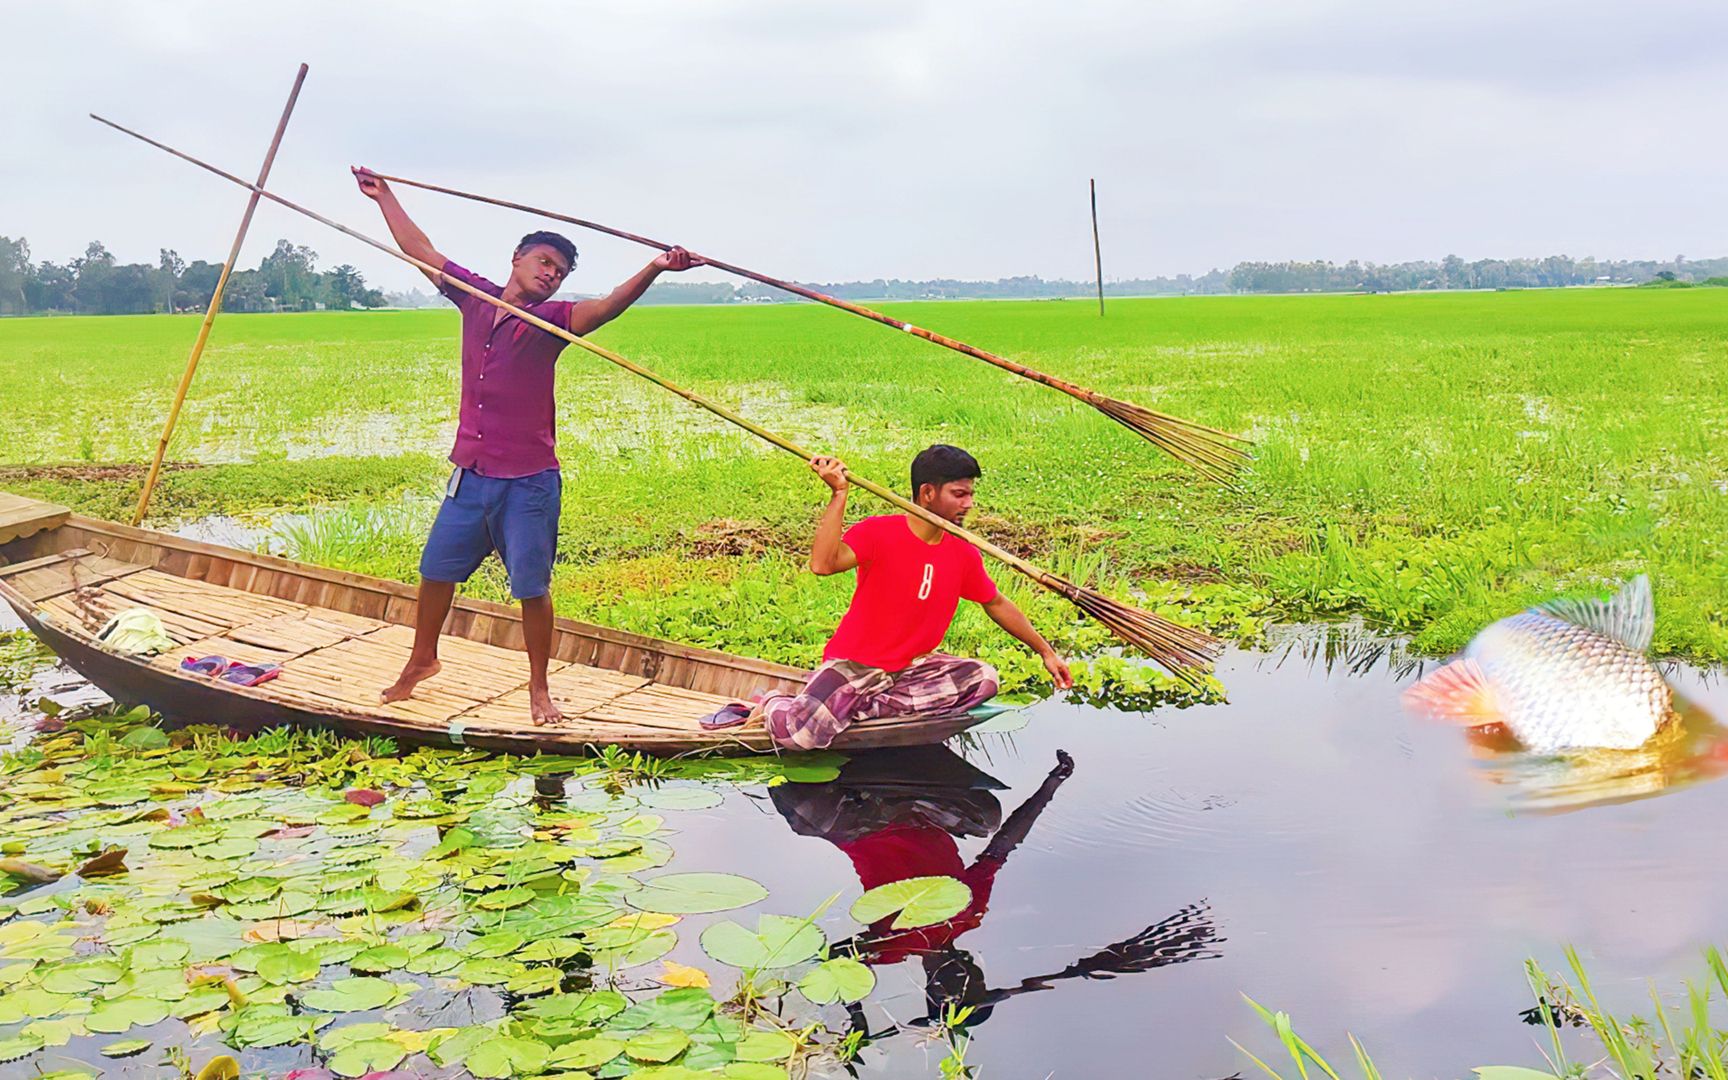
left=1464, top=609, right=1673, bottom=752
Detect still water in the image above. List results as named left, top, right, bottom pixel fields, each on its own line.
left=660, top=637, right=1728, bottom=1077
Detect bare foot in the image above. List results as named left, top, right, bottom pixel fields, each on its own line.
left=530, top=684, right=564, bottom=726
left=381, top=658, right=441, bottom=704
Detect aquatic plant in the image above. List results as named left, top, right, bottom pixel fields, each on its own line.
left=0, top=708, right=976, bottom=1077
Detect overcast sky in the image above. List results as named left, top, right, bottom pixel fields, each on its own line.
left=2, top=0, right=1722, bottom=293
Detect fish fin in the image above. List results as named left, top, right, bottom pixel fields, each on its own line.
left=1402, top=659, right=1505, bottom=724
left=1532, top=574, right=1655, bottom=653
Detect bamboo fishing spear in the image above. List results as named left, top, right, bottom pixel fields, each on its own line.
left=369, top=172, right=1253, bottom=483
left=90, top=115, right=1222, bottom=681
left=132, top=63, right=309, bottom=525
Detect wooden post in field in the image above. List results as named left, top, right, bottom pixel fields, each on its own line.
left=132, top=63, right=308, bottom=525
left=1090, top=178, right=1105, bottom=317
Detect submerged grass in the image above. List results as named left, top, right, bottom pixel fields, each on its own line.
left=2, top=289, right=1725, bottom=684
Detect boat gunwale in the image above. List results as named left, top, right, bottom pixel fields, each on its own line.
left=0, top=505, right=990, bottom=754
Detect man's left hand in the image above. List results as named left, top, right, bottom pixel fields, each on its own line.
left=1043, top=652, right=1073, bottom=690
left=653, top=246, right=702, bottom=272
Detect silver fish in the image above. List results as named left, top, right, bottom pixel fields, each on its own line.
left=1403, top=575, right=1674, bottom=752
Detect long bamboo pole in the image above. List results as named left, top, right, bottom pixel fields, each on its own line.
left=91, top=115, right=1222, bottom=681
left=131, top=64, right=309, bottom=525
left=368, top=171, right=1252, bottom=483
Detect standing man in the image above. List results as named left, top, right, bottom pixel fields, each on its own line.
left=743, top=444, right=1073, bottom=750
left=352, top=167, right=699, bottom=725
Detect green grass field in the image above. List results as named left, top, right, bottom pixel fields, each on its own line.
left=3, top=288, right=1724, bottom=695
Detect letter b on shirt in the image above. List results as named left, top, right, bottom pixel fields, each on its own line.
left=918, top=563, right=934, bottom=601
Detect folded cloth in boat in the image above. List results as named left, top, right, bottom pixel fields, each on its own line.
left=97, top=608, right=175, bottom=656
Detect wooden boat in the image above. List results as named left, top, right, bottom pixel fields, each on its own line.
left=0, top=492, right=991, bottom=754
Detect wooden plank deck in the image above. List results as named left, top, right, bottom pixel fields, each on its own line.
left=0, top=493, right=70, bottom=546
left=2, top=550, right=736, bottom=735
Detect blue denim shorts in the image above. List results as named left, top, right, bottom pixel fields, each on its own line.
left=419, top=467, right=561, bottom=600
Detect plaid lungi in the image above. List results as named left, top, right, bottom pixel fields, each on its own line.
left=761, top=653, right=999, bottom=751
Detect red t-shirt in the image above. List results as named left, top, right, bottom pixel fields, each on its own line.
left=836, top=821, right=1001, bottom=964
left=823, top=515, right=998, bottom=672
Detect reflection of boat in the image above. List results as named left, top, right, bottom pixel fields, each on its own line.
left=772, top=746, right=1222, bottom=1031
left=1472, top=693, right=1728, bottom=814
left=0, top=492, right=990, bottom=753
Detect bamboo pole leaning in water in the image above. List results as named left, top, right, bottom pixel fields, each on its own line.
left=368, top=171, right=1253, bottom=484
left=89, top=115, right=1223, bottom=682
left=132, top=63, right=310, bottom=525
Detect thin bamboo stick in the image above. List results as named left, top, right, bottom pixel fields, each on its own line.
left=131, top=64, right=309, bottom=525
left=368, top=171, right=1253, bottom=483
left=1091, top=178, right=1105, bottom=318
left=91, top=115, right=1222, bottom=680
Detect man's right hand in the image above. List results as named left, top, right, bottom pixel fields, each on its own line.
left=352, top=166, right=389, bottom=201
left=811, top=455, right=848, bottom=493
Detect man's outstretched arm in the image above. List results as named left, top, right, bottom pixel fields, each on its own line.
left=567, top=247, right=701, bottom=336
left=352, top=168, right=445, bottom=284
left=981, top=593, right=1073, bottom=688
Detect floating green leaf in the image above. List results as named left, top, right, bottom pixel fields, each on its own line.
left=631, top=872, right=768, bottom=914
left=349, top=944, right=411, bottom=973
left=466, top=1035, right=552, bottom=1078
left=797, top=956, right=875, bottom=1004
left=722, top=1065, right=790, bottom=1080
left=548, top=1035, right=625, bottom=1068
left=700, top=915, right=824, bottom=970
left=849, top=875, right=971, bottom=929
left=99, top=1037, right=152, bottom=1057
left=85, top=996, right=170, bottom=1033
left=524, top=989, right=628, bottom=1025
left=735, top=1029, right=798, bottom=1063
left=300, top=976, right=401, bottom=1012
left=257, top=946, right=321, bottom=985
left=329, top=1037, right=408, bottom=1077
left=626, top=1027, right=692, bottom=1063
left=613, top=987, right=717, bottom=1031
left=0, top=1033, right=44, bottom=1062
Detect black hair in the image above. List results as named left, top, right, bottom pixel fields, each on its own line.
left=514, top=230, right=577, bottom=270
left=910, top=444, right=981, bottom=499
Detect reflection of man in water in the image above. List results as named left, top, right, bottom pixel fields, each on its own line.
left=770, top=747, right=1222, bottom=1035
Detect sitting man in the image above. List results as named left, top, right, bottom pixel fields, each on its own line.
left=756, top=444, right=1072, bottom=750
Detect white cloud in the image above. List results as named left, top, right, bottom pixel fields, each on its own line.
left=1, top=0, right=1721, bottom=293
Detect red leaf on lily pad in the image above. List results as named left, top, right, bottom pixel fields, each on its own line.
left=344, top=789, right=386, bottom=807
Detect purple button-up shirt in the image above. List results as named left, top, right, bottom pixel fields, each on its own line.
left=437, top=260, right=576, bottom=478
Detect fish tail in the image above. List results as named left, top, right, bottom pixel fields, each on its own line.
left=1403, top=658, right=1506, bottom=724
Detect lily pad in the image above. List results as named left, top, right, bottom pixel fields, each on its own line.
left=612, top=987, right=716, bottom=1031
left=631, top=873, right=768, bottom=914
left=849, top=875, right=971, bottom=929
left=99, top=1037, right=153, bottom=1057
left=547, top=1035, right=625, bottom=1068
left=735, top=1029, right=798, bottom=1063
left=329, top=1037, right=408, bottom=1077
left=85, top=996, right=170, bottom=1033
left=300, top=976, right=401, bottom=1013
left=626, top=1028, right=691, bottom=1063
left=466, top=1035, right=551, bottom=1078
left=257, top=947, right=321, bottom=985
left=797, top=956, right=875, bottom=1004
left=700, top=916, right=824, bottom=970
left=349, top=944, right=411, bottom=973
left=0, top=1033, right=45, bottom=1062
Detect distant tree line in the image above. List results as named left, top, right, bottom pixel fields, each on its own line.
left=9, top=234, right=1727, bottom=316
left=0, top=236, right=385, bottom=316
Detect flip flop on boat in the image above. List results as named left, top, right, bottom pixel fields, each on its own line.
left=219, top=662, right=281, bottom=688
left=698, top=702, right=753, bottom=731
left=180, top=655, right=231, bottom=676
